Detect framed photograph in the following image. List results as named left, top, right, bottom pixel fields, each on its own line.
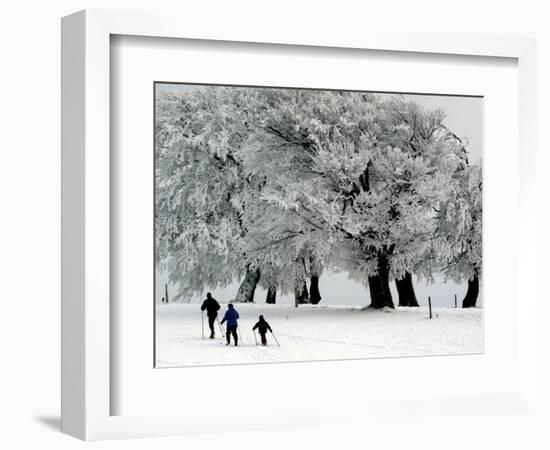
left=153, top=82, right=484, bottom=368
left=61, top=9, right=537, bottom=440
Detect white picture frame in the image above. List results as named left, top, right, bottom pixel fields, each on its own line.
left=61, top=9, right=537, bottom=441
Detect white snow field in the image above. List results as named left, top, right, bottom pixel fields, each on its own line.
left=155, top=303, right=482, bottom=367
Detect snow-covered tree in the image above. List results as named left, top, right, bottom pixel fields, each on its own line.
left=155, top=87, right=255, bottom=301
left=241, top=90, right=471, bottom=309
left=236, top=88, right=342, bottom=305
left=435, top=163, right=482, bottom=307
left=380, top=98, right=471, bottom=306
left=156, top=86, right=481, bottom=310
left=155, top=86, right=325, bottom=304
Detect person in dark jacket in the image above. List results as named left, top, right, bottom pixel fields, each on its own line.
left=200, top=292, right=220, bottom=339
left=220, top=303, right=239, bottom=346
left=252, top=315, right=272, bottom=346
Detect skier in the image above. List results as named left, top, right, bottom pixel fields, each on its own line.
left=252, top=315, right=273, bottom=346
left=220, top=303, right=240, bottom=346
left=200, top=292, right=221, bottom=339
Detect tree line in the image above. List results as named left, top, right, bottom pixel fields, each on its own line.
left=155, top=86, right=482, bottom=309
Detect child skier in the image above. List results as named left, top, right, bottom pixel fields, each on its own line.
left=252, top=315, right=273, bottom=346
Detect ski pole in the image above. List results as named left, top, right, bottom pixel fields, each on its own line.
left=253, top=329, right=258, bottom=345
left=237, top=326, right=242, bottom=343
left=271, top=331, right=280, bottom=347
left=216, top=317, right=224, bottom=337
left=201, top=310, right=205, bottom=339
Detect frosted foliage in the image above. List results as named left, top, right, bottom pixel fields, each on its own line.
left=155, top=89, right=251, bottom=298
left=435, top=164, right=482, bottom=282
left=155, top=87, right=481, bottom=300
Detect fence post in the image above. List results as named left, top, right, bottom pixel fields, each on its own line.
left=454, top=294, right=457, bottom=308
left=428, top=296, right=432, bottom=319
left=165, top=284, right=169, bottom=304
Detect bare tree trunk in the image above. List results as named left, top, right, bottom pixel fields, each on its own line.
left=462, top=273, right=479, bottom=308
left=266, top=286, right=277, bottom=304
left=235, top=266, right=261, bottom=302
left=367, top=252, right=394, bottom=309
left=396, top=271, right=419, bottom=307
left=309, top=256, right=322, bottom=305
left=295, top=282, right=309, bottom=306
left=294, top=259, right=310, bottom=306
left=310, top=275, right=321, bottom=304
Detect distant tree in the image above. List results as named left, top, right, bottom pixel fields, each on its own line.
left=435, top=163, right=482, bottom=307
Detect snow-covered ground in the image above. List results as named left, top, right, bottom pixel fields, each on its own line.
left=155, top=303, right=482, bottom=368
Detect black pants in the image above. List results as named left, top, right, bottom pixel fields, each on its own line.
left=259, top=332, right=267, bottom=345
left=226, top=325, right=238, bottom=345
left=207, top=315, right=216, bottom=337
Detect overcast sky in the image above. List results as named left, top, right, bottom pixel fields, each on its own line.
left=155, top=83, right=483, bottom=307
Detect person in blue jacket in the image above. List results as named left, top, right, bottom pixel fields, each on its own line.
left=220, top=303, right=240, bottom=346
